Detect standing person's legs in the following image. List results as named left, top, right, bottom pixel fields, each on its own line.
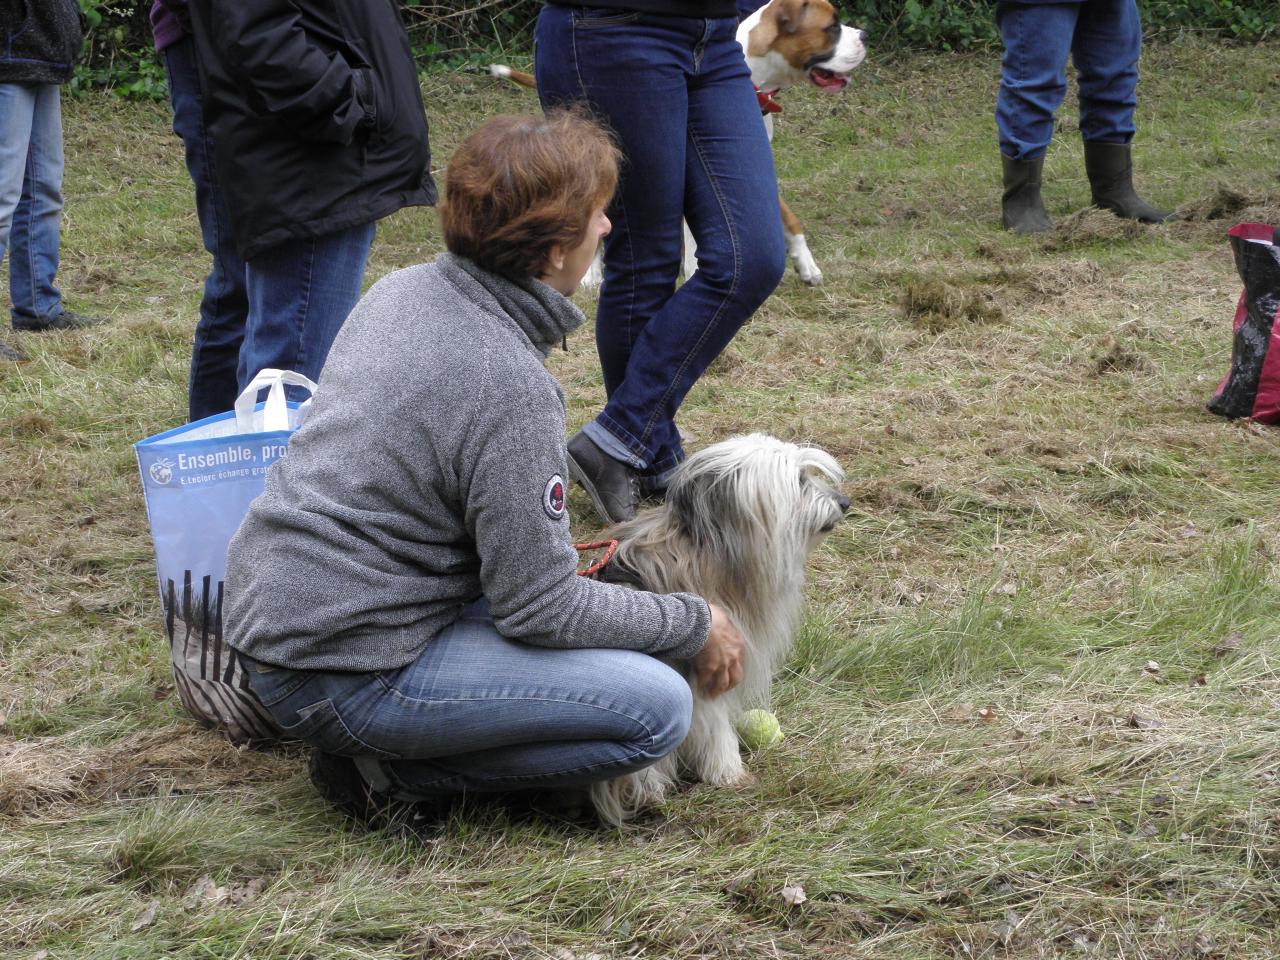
left=8, top=83, right=67, bottom=330
left=995, top=2, right=1079, bottom=232
left=600, top=18, right=784, bottom=479
left=163, top=36, right=251, bottom=421
left=535, top=11, right=783, bottom=514
left=0, top=83, right=35, bottom=359
left=245, top=600, right=693, bottom=798
left=1073, top=0, right=1172, bottom=222
left=236, top=222, right=375, bottom=392
left=995, top=2, right=1078, bottom=163
left=1072, top=0, right=1139, bottom=147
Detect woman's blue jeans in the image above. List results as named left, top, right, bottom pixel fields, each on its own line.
left=534, top=6, right=786, bottom=477
left=244, top=600, right=693, bottom=797
left=0, top=82, right=65, bottom=328
left=996, top=0, right=1142, bottom=161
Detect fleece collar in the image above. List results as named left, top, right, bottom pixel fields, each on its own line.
left=437, top=253, right=586, bottom=358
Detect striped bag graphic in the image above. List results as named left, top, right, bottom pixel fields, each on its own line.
left=164, top=571, right=279, bottom=744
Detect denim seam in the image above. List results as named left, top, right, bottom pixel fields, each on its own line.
left=637, top=117, right=740, bottom=446
left=11, top=85, right=40, bottom=322
left=293, top=235, right=318, bottom=374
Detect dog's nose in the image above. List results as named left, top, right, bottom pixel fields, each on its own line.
left=836, top=493, right=850, bottom=514
left=854, top=28, right=867, bottom=43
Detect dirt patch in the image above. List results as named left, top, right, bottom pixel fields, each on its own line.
left=1089, top=334, right=1150, bottom=376
left=1178, top=185, right=1253, bottom=223
left=899, top=274, right=1004, bottom=332
left=1041, top=208, right=1149, bottom=251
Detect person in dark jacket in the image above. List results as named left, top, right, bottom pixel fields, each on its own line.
left=179, top=0, right=436, bottom=400
left=997, top=0, right=1174, bottom=233
left=0, top=0, right=105, bottom=362
left=535, top=2, right=786, bottom=525
left=151, top=0, right=249, bottom=421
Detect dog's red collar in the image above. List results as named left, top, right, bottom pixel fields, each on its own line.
left=574, top=539, right=619, bottom=577
left=755, top=85, right=783, bottom=115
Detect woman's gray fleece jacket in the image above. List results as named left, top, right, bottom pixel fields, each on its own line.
left=225, top=254, right=710, bottom=672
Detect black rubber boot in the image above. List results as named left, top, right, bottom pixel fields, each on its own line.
left=1001, top=155, right=1054, bottom=234
left=1083, top=141, right=1175, bottom=224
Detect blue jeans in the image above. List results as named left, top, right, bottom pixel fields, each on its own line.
left=163, top=37, right=250, bottom=422
left=237, top=221, right=375, bottom=397
left=996, top=0, right=1142, bottom=161
left=244, top=600, right=693, bottom=796
left=535, top=7, right=785, bottom=476
left=0, top=82, right=66, bottom=328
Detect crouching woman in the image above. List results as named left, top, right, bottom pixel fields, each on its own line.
left=224, top=112, right=744, bottom=827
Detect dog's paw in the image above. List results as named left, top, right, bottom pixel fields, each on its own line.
left=788, top=234, right=823, bottom=286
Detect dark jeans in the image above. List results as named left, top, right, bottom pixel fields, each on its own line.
left=996, top=0, right=1142, bottom=161
left=535, top=6, right=785, bottom=476
left=164, top=36, right=374, bottom=416
left=245, top=600, right=693, bottom=797
left=237, top=220, right=375, bottom=396
left=164, top=37, right=249, bottom=422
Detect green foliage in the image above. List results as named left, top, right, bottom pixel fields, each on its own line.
left=73, top=0, right=163, bottom=99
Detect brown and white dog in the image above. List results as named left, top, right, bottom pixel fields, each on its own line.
left=489, top=0, right=865, bottom=287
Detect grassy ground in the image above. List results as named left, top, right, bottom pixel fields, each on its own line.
left=3, top=38, right=1280, bottom=959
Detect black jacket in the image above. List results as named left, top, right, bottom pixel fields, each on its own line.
left=0, top=0, right=83, bottom=84
left=186, top=0, right=436, bottom=261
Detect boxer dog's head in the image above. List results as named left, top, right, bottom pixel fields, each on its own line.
left=739, top=0, right=866, bottom=93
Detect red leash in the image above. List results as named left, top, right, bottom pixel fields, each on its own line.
left=574, top=539, right=619, bottom=577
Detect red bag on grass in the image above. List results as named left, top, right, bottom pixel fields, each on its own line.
left=1207, top=223, right=1280, bottom=423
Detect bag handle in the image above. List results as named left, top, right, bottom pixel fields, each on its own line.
left=233, top=368, right=319, bottom=433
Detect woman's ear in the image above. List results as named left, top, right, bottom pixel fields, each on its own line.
left=546, top=244, right=567, bottom=274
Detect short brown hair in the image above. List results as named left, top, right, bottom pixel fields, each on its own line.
left=440, top=111, right=621, bottom=282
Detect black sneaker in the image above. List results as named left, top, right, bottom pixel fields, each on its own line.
left=308, top=750, right=453, bottom=838
left=0, top=339, right=24, bottom=361
left=13, top=308, right=108, bottom=332
left=566, top=431, right=641, bottom=525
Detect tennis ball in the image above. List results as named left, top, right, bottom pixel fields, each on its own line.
left=735, top=709, right=783, bottom=750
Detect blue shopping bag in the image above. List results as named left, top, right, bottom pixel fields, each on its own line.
left=135, top=369, right=316, bottom=743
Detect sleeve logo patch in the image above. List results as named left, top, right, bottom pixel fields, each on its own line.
left=543, top=475, right=566, bottom=520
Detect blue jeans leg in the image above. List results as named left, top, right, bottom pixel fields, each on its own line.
left=1073, top=0, right=1141, bottom=145
left=164, top=38, right=251, bottom=422
left=1, top=83, right=65, bottom=327
left=236, top=221, right=375, bottom=393
left=535, top=8, right=784, bottom=475
left=0, top=84, right=35, bottom=286
left=996, top=3, right=1079, bottom=161
left=245, top=601, right=693, bottom=797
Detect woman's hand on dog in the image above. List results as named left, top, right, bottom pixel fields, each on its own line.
left=694, top=603, right=745, bottom=697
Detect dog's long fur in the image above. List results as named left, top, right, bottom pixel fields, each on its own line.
left=587, top=434, right=847, bottom=824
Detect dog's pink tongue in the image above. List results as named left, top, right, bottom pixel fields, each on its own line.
left=810, top=68, right=849, bottom=91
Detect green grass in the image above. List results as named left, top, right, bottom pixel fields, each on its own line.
left=3, top=37, right=1280, bottom=958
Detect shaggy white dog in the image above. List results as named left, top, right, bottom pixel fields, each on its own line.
left=587, top=433, right=848, bottom=824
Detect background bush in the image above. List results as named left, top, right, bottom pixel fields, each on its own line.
left=75, top=0, right=1280, bottom=99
